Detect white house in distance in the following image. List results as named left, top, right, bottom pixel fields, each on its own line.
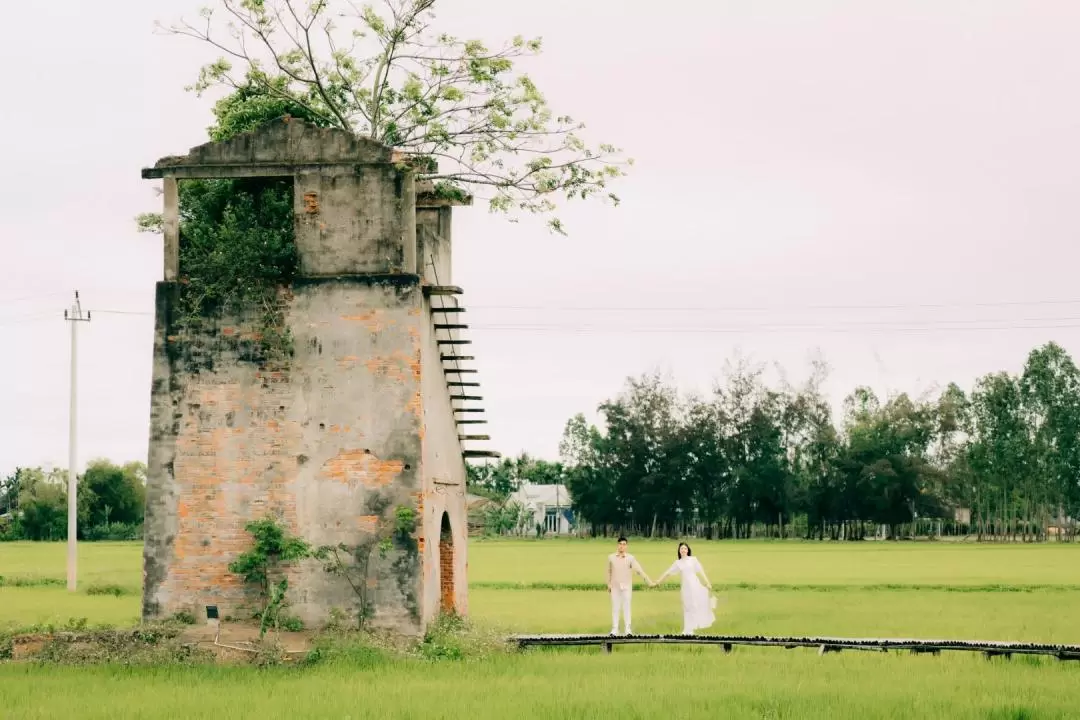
left=507, top=483, right=574, bottom=535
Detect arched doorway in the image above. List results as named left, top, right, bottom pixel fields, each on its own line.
left=439, top=512, right=455, bottom=615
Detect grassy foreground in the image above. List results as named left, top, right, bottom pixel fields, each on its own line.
left=2, top=539, right=1080, bottom=718
left=2, top=648, right=1078, bottom=719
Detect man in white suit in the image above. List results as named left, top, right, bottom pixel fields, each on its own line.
left=607, top=536, right=654, bottom=636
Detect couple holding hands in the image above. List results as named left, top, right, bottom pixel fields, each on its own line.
left=606, top=536, right=717, bottom=636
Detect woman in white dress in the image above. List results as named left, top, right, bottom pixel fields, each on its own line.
left=654, top=542, right=715, bottom=635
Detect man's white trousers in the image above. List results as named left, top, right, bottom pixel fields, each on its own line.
left=610, top=587, right=633, bottom=634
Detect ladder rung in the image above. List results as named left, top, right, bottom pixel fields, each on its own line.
left=438, top=339, right=471, bottom=345
left=424, top=285, right=463, bottom=296
left=456, top=419, right=487, bottom=425
left=431, top=307, right=466, bottom=313
left=442, top=355, right=474, bottom=361
left=453, top=408, right=485, bottom=413
left=459, top=435, right=490, bottom=441
left=435, top=324, right=468, bottom=330
left=444, top=368, right=477, bottom=374
left=464, top=450, right=501, bottom=459
left=447, top=382, right=480, bottom=387
left=451, top=395, right=482, bottom=401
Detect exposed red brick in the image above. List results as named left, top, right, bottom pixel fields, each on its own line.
left=320, top=450, right=404, bottom=488
left=341, top=310, right=399, bottom=332
left=148, top=284, right=442, bottom=626
left=439, top=538, right=455, bottom=613
left=405, top=390, right=422, bottom=417
left=365, top=350, right=419, bottom=382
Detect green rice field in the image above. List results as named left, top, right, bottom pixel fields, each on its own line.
left=2, top=539, right=1080, bottom=718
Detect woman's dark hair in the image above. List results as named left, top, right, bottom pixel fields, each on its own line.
left=677, top=542, right=692, bottom=559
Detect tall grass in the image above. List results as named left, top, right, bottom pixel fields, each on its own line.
left=0, top=541, right=141, bottom=590
left=1, top=539, right=1079, bottom=718
left=5, top=539, right=1080, bottom=589
left=467, top=538, right=1080, bottom=587
left=2, top=646, right=1079, bottom=719
left=472, top=586, right=1080, bottom=641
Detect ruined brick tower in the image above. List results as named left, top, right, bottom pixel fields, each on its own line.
left=139, top=118, right=494, bottom=633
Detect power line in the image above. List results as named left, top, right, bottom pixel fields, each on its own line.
left=468, top=298, right=1080, bottom=313
left=8, top=293, right=1080, bottom=313
left=463, top=321, right=1080, bottom=335
left=0, top=291, right=152, bottom=313
left=0, top=311, right=57, bottom=327
left=0, top=290, right=70, bottom=305
left=7, top=312, right=1080, bottom=335
left=0, top=307, right=152, bottom=326
left=88, top=308, right=1080, bottom=324
left=491, top=312, right=1080, bottom=327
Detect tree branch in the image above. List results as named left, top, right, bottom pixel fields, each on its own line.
left=162, top=0, right=630, bottom=232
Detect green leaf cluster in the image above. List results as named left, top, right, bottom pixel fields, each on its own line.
left=560, top=343, right=1080, bottom=541
left=169, top=87, right=324, bottom=359
left=164, top=0, right=631, bottom=234
left=228, top=516, right=311, bottom=637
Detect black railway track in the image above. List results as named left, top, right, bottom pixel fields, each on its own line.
left=511, top=633, right=1080, bottom=660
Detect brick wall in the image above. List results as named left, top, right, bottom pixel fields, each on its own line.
left=140, top=118, right=476, bottom=635
left=143, top=276, right=425, bottom=632
left=439, top=522, right=455, bottom=614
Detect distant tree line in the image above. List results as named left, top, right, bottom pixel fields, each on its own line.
left=0, top=460, right=146, bottom=541
left=553, top=342, right=1080, bottom=542
left=466, top=454, right=567, bottom=498
left=9, top=344, right=1077, bottom=544
left=465, top=454, right=568, bottom=536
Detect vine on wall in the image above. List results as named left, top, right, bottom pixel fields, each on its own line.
left=173, top=177, right=298, bottom=363
left=138, top=88, right=334, bottom=364
left=314, top=499, right=420, bottom=628
left=228, top=516, right=311, bottom=637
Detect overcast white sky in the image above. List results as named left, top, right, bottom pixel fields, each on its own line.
left=3, top=0, right=1080, bottom=475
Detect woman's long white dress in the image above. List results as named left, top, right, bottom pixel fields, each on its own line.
left=664, top=556, right=715, bottom=634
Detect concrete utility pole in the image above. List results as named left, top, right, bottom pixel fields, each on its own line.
left=64, top=291, right=90, bottom=592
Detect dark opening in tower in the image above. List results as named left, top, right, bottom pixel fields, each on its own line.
left=439, top=511, right=454, bottom=614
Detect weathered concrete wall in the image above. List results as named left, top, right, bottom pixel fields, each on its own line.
left=143, top=277, right=426, bottom=632
left=295, top=168, right=416, bottom=277
left=148, top=118, right=417, bottom=281
left=143, top=119, right=474, bottom=635
left=416, top=207, right=452, bottom=284
left=153, top=117, right=393, bottom=169
left=418, top=299, right=469, bottom=624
